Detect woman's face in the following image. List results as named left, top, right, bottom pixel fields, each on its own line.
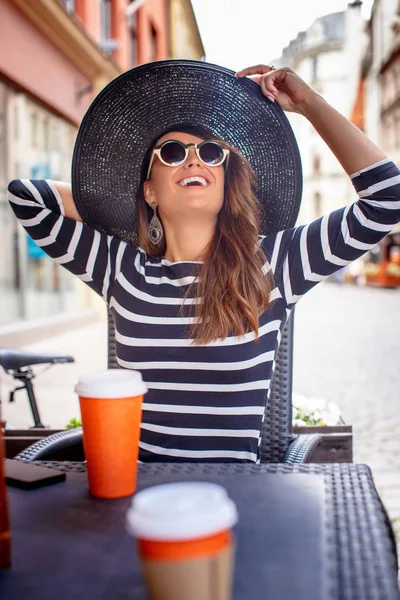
left=143, top=131, right=226, bottom=223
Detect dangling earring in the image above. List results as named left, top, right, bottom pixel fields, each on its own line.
left=148, top=201, right=164, bottom=245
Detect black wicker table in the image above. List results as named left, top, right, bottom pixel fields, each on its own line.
left=1, top=462, right=399, bottom=600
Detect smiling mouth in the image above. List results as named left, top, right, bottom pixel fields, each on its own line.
left=178, top=176, right=209, bottom=188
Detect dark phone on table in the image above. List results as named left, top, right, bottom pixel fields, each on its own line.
left=4, top=459, right=66, bottom=489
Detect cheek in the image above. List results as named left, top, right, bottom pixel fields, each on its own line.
left=151, top=168, right=176, bottom=197
left=217, top=171, right=225, bottom=197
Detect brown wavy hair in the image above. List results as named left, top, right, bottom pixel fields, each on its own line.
left=136, top=125, right=273, bottom=344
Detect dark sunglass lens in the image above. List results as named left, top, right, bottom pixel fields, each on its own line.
left=199, top=142, right=224, bottom=165
left=160, top=141, right=186, bottom=165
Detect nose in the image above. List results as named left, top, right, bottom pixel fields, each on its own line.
left=184, top=146, right=201, bottom=168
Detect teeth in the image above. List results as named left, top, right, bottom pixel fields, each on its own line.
left=179, top=176, right=208, bottom=187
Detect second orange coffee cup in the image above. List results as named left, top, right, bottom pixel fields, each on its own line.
left=126, top=482, right=238, bottom=600
left=74, top=369, right=147, bottom=499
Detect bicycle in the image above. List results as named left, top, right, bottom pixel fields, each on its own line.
left=0, top=349, right=74, bottom=428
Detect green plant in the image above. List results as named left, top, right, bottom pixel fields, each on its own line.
left=293, top=395, right=342, bottom=427
left=65, top=417, right=82, bottom=429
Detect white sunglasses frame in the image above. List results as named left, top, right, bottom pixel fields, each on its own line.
left=146, top=140, right=230, bottom=180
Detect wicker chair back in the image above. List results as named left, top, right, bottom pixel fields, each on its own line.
left=107, top=310, right=295, bottom=463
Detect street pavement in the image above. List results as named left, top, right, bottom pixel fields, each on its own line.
left=294, top=282, right=400, bottom=551
left=1, top=282, right=400, bottom=550
left=1, top=317, right=108, bottom=430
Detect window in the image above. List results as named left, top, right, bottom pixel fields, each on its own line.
left=14, top=161, right=21, bottom=179
left=101, top=0, right=112, bottom=41
left=311, top=56, right=318, bottom=82
left=130, top=14, right=137, bottom=67
left=382, top=116, right=392, bottom=151
left=313, top=154, right=321, bottom=175
left=14, top=101, right=19, bottom=141
left=51, top=121, right=60, bottom=152
left=59, top=0, right=75, bottom=13
left=43, top=118, right=49, bottom=152
left=150, top=24, right=158, bottom=61
left=31, top=112, right=37, bottom=148
left=99, top=0, right=119, bottom=55
left=314, top=192, right=322, bottom=218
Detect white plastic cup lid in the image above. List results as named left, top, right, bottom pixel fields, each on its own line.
left=126, top=482, right=238, bottom=541
left=74, top=369, right=147, bottom=399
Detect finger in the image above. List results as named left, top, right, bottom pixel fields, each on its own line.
left=260, top=69, right=282, bottom=95
left=262, top=73, right=280, bottom=96
left=249, top=75, right=262, bottom=85
left=260, top=76, right=275, bottom=102
left=236, top=64, right=272, bottom=78
left=236, top=64, right=275, bottom=78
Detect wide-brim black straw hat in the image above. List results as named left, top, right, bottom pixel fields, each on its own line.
left=72, top=60, right=302, bottom=245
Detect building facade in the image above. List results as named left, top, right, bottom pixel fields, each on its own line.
left=373, top=0, right=400, bottom=165
left=351, top=0, right=400, bottom=284
left=168, top=0, right=204, bottom=59
left=276, top=2, right=366, bottom=226
left=0, top=0, right=203, bottom=332
left=358, top=0, right=400, bottom=151
left=0, top=0, right=123, bottom=328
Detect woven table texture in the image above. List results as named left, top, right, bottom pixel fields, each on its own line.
left=34, top=462, right=399, bottom=600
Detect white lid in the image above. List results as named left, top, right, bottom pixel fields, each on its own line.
left=74, top=369, right=147, bottom=398
left=126, top=482, right=238, bottom=541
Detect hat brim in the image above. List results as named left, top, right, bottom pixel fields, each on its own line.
left=72, top=60, right=302, bottom=245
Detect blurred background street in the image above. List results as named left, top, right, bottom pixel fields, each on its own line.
left=0, top=0, right=400, bottom=558
left=1, top=0, right=399, bottom=335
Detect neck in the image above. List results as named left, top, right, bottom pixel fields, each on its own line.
left=162, top=218, right=216, bottom=262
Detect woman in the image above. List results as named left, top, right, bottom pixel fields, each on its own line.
left=7, top=61, right=400, bottom=463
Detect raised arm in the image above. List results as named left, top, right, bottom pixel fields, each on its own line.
left=260, top=158, right=400, bottom=306
left=51, top=181, right=83, bottom=222
left=237, top=65, right=400, bottom=306
left=297, top=94, right=385, bottom=175
left=7, top=179, right=127, bottom=301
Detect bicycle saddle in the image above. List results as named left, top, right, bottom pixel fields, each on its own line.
left=0, top=349, right=74, bottom=371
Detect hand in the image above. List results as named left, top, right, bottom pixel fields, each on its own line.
left=236, top=64, right=318, bottom=114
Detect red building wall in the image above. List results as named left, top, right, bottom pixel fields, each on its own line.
left=75, top=0, right=168, bottom=72
left=137, top=0, right=168, bottom=65
left=111, top=0, right=132, bottom=71
left=0, top=0, right=170, bottom=128
left=0, top=0, right=91, bottom=125
left=75, top=0, right=101, bottom=42
left=75, top=0, right=131, bottom=70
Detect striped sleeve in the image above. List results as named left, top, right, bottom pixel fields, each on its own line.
left=261, top=159, right=400, bottom=308
left=7, top=179, right=128, bottom=301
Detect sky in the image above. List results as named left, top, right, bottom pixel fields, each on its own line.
left=191, top=0, right=375, bottom=71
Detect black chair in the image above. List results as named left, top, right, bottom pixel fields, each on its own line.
left=15, top=308, right=325, bottom=463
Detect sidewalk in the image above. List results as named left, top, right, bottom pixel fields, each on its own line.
left=294, top=283, right=400, bottom=557
left=1, top=320, right=107, bottom=429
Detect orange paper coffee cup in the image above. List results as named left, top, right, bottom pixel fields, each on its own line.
left=75, top=369, right=147, bottom=499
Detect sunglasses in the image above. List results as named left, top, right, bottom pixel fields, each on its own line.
left=146, top=140, right=230, bottom=180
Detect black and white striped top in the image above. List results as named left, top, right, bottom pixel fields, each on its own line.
left=7, top=159, right=400, bottom=462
